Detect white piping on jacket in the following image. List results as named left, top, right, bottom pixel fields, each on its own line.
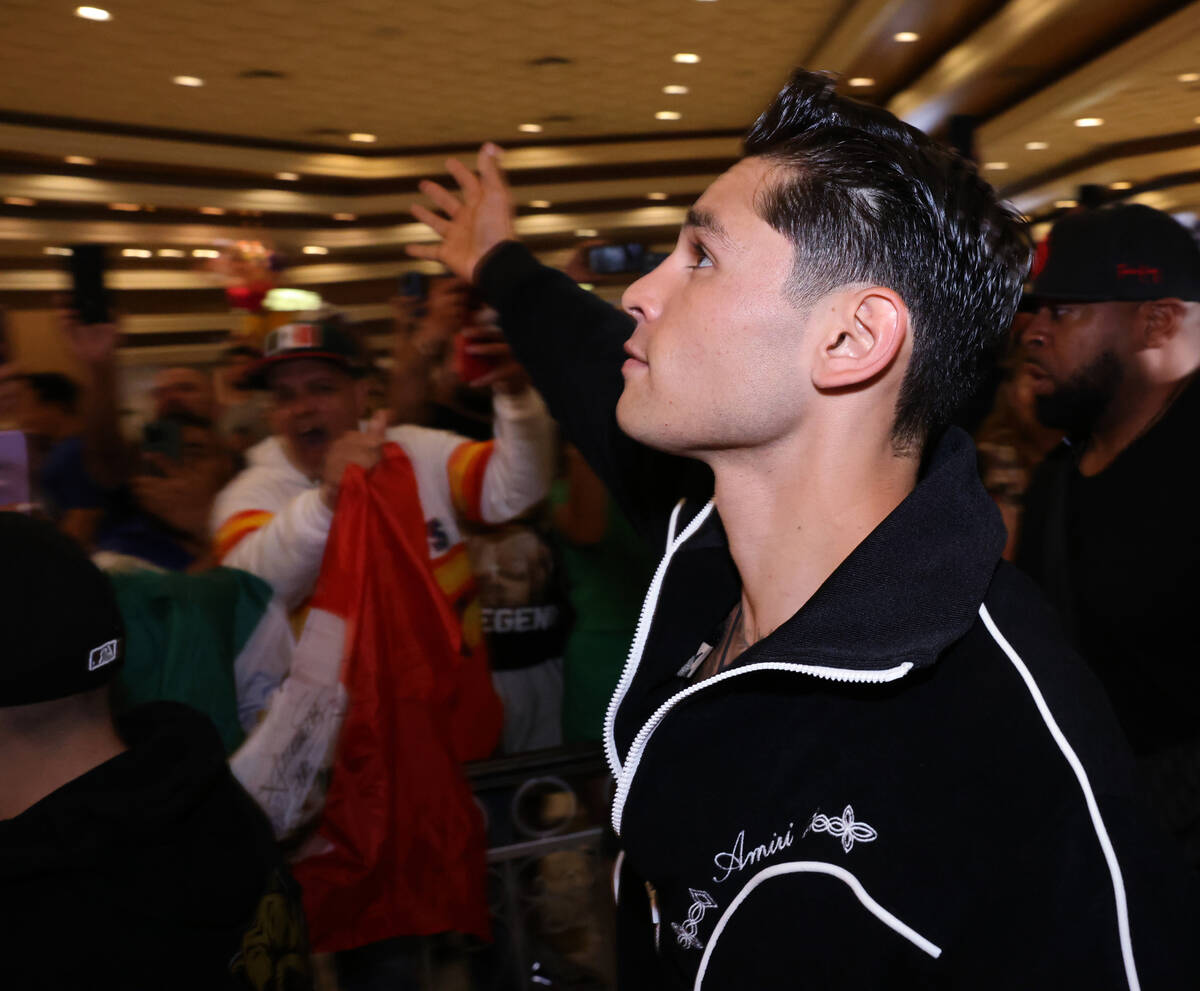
left=611, top=657, right=912, bottom=835
left=693, top=861, right=942, bottom=989
left=604, top=499, right=711, bottom=776
left=612, top=849, right=625, bottom=905
left=605, top=499, right=917, bottom=836
left=979, top=603, right=1141, bottom=991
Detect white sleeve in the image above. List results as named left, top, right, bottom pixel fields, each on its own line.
left=212, top=473, right=333, bottom=610
left=479, top=388, right=556, bottom=523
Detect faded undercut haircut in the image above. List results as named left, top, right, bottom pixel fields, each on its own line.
left=744, top=69, right=1032, bottom=450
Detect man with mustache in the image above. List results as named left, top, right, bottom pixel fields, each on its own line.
left=1016, top=204, right=1200, bottom=867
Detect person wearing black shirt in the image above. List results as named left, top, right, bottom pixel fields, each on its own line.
left=0, top=513, right=312, bottom=989
left=404, top=72, right=1197, bottom=989
left=1016, top=203, right=1200, bottom=866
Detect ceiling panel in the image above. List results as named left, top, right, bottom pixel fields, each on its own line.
left=0, top=0, right=833, bottom=146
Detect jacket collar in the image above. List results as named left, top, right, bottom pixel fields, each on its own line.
left=689, top=426, right=1005, bottom=673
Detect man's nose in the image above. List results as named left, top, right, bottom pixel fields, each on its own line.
left=1021, top=310, right=1051, bottom=350
left=622, top=265, right=667, bottom=325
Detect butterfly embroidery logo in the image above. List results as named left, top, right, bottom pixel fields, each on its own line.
left=808, top=805, right=877, bottom=853
left=672, top=889, right=719, bottom=950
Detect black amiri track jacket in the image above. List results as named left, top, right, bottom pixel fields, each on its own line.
left=479, top=242, right=1199, bottom=990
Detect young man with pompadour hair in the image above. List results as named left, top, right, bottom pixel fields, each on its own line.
left=408, top=70, right=1197, bottom=990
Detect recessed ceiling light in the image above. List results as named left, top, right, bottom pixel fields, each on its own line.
left=192, top=248, right=220, bottom=258
left=893, top=31, right=920, bottom=42
left=1109, top=181, right=1133, bottom=190
left=275, top=171, right=299, bottom=181
left=647, top=192, right=670, bottom=200
left=663, top=85, right=689, bottom=95
left=333, top=212, right=356, bottom=221
left=75, top=6, right=111, bottom=21
left=348, top=132, right=377, bottom=143
left=44, top=247, right=73, bottom=256
left=518, top=123, right=544, bottom=133
left=65, top=155, right=95, bottom=166
left=157, top=248, right=186, bottom=258
left=121, top=249, right=153, bottom=258
left=198, top=206, right=226, bottom=215
left=983, top=162, right=1009, bottom=171
left=673, top=53, right=701, bottom=64
left=109, top=202, right=141, bottom=211
left=302, top=245, right=329, bottom=255
left=172, top=75, right=204, bottom=88
left=1194, top=116, right=1200, bottom=125
left=848, top=77, right=875, bottom=88
left=1025, top=141, right=1049, bottom=150
left=1178, top=72, right=1200, bottom=83
left=528, top=199, right=552, bottom=208
left=575, top=228, right=598, bottom=237
left=656, top=110, right=683, bottom=120
left=1074, top=117, right=1104, bottom=127
left=1055, top=200, right=1078, bottom=209
left=4, top=196, right=35, bottom=206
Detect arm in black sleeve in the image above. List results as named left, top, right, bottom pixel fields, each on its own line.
left=477, top=241, right=712, bottom=542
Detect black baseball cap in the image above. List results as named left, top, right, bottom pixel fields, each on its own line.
left=0, top=512, right=125, bottom=707
left=1030, top=204, right=1200, bottom=304
left=239, top=314, right=367, bottom=389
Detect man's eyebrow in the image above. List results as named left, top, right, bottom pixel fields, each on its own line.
left=685, top=208, right=735, bottom=249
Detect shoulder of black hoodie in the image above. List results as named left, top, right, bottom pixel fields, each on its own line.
left=477, top=240, right=712, bottom=544
left=0, top=701, right=313, bottom=990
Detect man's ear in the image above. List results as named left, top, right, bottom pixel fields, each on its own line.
left=1136, top=299, right=1186, bottom=349
left=811, top=288, right=908, bottom=390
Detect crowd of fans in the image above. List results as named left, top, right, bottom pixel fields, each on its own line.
left=1, top=103, right=1198, bottom=988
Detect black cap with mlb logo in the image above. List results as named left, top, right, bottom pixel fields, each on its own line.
left=0, top=512, right=125, bottom=707
left=1030, top=203, right=1200, bottom=303
left=239, top=314, right=367, bottom=389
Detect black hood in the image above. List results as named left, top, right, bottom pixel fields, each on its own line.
left=0, top=703, right=226, bottom=879
left=0, top=701, right=275, bottom=933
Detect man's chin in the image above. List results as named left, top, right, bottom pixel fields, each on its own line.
left=285, top=436, right=330, bottom=480
left=616, top=392, right=692, bottom=456
left=615, top=392, right=655, bottom=446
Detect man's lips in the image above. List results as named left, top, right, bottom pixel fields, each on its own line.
left=295, top=426, right=330, bottom=450
left=622, top=340, right=648, bottom=374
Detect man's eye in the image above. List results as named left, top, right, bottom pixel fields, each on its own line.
left=687, top=242, right=712, bottom=270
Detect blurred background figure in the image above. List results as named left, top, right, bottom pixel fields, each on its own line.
left=215, top=343, right=270, bottom=456
left=552, top=445, right=655, bottom=744
left=0, top=512, right=312, bottom=990
left=1016, top=203, right=1200, bottom=866
left=62, top=314, right=235, bottom=571
left=10, top=371, right=104, bottom=543
left=974, top=312, right=1064, bottom=559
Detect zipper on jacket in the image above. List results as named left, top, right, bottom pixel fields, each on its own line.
left=611, top=659, right=913, bottom=835
left=604, top=499, right=715, bottom=775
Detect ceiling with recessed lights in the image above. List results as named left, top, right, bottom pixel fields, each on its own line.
left=1, top=0, right=1198, bottom=362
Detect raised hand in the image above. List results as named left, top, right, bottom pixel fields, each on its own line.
left=408, top=144, right=516, bottom=283
left=458, top=328, right=530, bottom=395
left=320, top=409, right=389, bottom=509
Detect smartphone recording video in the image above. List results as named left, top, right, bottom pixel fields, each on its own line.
left=67, top=245, right=111, bottom=325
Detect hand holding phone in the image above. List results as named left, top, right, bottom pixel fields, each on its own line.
left=67, top=245, right=111, bottom=325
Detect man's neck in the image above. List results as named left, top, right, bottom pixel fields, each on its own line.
left=708, top=427, right=919, bottom=646
left=1081, top=369, right=1196, bottom=476
left=0, top=721, right=127, bottom=820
